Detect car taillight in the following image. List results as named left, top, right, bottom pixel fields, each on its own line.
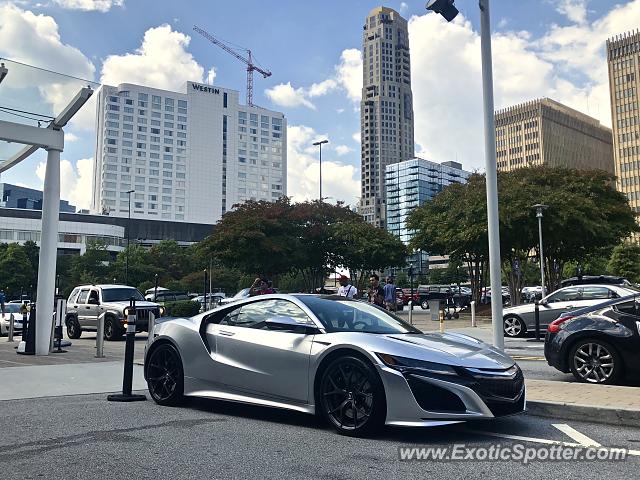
left=548, top=315, right=574, bottom=333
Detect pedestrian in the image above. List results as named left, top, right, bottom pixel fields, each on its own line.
left=0, top=288, right=5, bottom=320
left=337, top=275, right=358, bottom=299
left=249, top=277, right=274, bottom=296
left=367, top=274, right=385, bottom=307
left=384, top=277, right=397, bottom=311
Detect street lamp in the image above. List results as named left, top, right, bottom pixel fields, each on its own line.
left=125, top=190, right=135, bottom=285
left=533, top=204, right=549, bottom=298
left=426, top=0, right=504, bottom=350
left=312, top=139, right=329, bottom=202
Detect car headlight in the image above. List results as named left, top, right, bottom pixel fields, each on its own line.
left=376, top=353, right=458, bottom=376
left=158, top=306, right=166, bottom=317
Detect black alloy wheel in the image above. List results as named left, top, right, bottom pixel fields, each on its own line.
left=319, top=355, right=385, bottom=436
left=146, top=343, right=184, bottom=406
left=569, top=339, right=622, bottom=385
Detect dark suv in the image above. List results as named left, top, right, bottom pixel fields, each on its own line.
left=66, top=284, right=161, bottom=340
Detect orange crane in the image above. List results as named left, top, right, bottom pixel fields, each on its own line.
left=193, top=25, right=272, bottom=107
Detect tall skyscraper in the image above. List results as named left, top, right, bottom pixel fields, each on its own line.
left=92, top=81, right=287, bottom=224
left=360, top=6, right=414, bottom=228
left=607, top=32, right=640, bottom=217
left=494, top=98, right=613, bottom=174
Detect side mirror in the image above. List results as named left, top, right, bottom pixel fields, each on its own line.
left=539, top=299, right=548, bottom=307
left=265, top=316, right=317, bottom=332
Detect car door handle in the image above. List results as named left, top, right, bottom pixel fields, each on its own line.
left=219, top=330, right=235, bottom=337
left=85, top=306, right=91, bottom=309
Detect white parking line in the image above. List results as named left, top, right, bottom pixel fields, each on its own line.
left=467, top=429, right=640, bottom=456
left=552, top=423, right=601, bottom=447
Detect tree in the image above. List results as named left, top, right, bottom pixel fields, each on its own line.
left=0, top=243, right=32, bottom=296
left=607, top=243, right=640, bottom=282
left=109, top=245, right=160, bottom=287
left=71, top=242, right=111, bottom=285
left=148, top=240, right=194, bottom=284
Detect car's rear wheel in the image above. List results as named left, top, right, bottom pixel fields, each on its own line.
left=104, top=316, right=123, bottom=341
left=146, top=343, right=184, bottom=406
left=569, top=339, right=622, bottom=385
left=421, top=300, right=429, bottom=310
left=503, top=315, right=526, bottom=338
left=66, top=315, right=81, bottom=339
left=319, top=355, right=385, bottom=437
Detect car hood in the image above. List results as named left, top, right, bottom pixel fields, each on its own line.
left=381, top=332, right=514, bottom=369
left=103, top=300, right=159, bottom=309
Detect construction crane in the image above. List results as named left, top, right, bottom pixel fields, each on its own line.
left=193, top=25, right=272, bottom=107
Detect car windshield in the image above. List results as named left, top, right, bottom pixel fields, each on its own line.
left=102, top=288, right=145, bottom=302
left=234, top=288, right=250, bottom=299
left=3, top=304, right=21, bottom=313
left=296, top=295, right=422, bottom=334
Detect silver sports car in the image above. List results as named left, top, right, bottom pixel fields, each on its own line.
left=144, top=294, right=525, bottom=436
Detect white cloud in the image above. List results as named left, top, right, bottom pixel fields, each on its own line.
left=335, top=145, right=353, bottom=156
left=287, top=125, right=359, bottom=206
left=52, top=0, right=124, bottom=12
left=553, top=0, right=589, bottom=24
left=36, top=157, right=94, bottom=210
left=408, top=2, right=640, bottom=171
left=206, top=66, right=216, bottom=85
left=352, top=131, right=361, bottom=144
left=101, top=24, right=205, bottom=91
left=265, top=48, right=362, bottom=109
left=64, top=132, right=80, bottom=142
left=0, top=3, right=96, bottom=130
left=400, top=2, right=409, bottom=15
left=265, top=82, right=316, bottom=109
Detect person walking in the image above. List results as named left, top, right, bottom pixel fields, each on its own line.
left=384, top=277, right=397, bottom=311
left=337, top=275, right=358, bottom=299
left=367, top=274, right=385, bottom=308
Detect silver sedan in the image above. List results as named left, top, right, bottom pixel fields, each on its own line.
left=145, top=294, right=524, bottom=436
left=502, top=284, right=638, bottom=337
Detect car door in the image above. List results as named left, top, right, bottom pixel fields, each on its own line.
left=208, top=299, right=315, bottom=403
left=83, top=289, right=101, bottom=329
left=610, top=298, right=640, bottom=373
left=74, top=289, right=90, bottom=326
left=539, top=287, right=582, bottom=326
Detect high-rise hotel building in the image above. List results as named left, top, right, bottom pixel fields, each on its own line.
left=607, top=32, right=640, bottom=216
left=92, top=82, right=287, bottom=224
left=360, top=6, right=414, bottom=228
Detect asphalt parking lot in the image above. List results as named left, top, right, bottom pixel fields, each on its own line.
left=1, top=392, right=638, bottom=480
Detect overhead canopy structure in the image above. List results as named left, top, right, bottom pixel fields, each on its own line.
left=0, top=58, right=98, bottom=355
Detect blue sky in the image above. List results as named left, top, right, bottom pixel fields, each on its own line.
left=1, top=0, right=639, bottom=209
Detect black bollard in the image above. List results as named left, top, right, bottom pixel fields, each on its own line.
left=17, top=304, right=36, bottom=355
left=107, top=298, right=146, bottom=402
left=534, top=300, right=541, bottom=341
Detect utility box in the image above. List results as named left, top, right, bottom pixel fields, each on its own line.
left=428, top=299, right=441, bottom=321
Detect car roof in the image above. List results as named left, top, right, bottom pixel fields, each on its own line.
left=75, top=284, right=136, bottom=289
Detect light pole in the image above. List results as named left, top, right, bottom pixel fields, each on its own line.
left=313, top=139, right=329, bottom=202
left=125, top=190, right=135, bottom=285
left=427, top=0, right=504, bottom=349
left=533, top=204, right=549, bottom=298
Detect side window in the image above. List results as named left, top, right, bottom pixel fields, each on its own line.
left=77, top=289, right=89, bottom=304
left=219, top=300, right=312, bottom=331
left=614, top=300, right=639, bottom=316
left=88, top=290, right=100, bottom=304
left=68, top=288, right=80, bottom=304
left=581, top=287, right=616, bottom=300
left=547, top=288, right=581, bottom=303
left=218, top=304, right=243, bottom=326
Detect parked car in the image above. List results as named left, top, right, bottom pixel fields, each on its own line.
left=145, top=290, right=190, bottom=304
left=521, top=286, right=543, bottom=303
left=0, top=303, right=24, bottom=336
left=144, top=294, right=524, bottom=436
left=560, top=275, right=633, bottom=288
left=545, top=294, right=640, bottom=384
left=502, top=284, right=639, bottom=338
left=66, top=284, right=162, bottom=341
left=192, top=293, right=226, bottom=310
left=217, top=288, right=251, bottom=306
left=417, top=285, right=470, bottom=310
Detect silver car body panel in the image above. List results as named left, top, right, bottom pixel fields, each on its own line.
left=146, top=294, right=523, bottom=425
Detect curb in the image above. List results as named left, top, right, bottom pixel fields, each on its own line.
left=526, top=400, right=640, bottom=428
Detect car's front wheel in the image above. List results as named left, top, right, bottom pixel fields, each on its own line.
left=104, top=316, right=123, bottom=341
left=318, top=355, right=385, bottom=437
left=503, top=315, right=526, bottom=338
left=569, top=339, right=622, bottom=385
left=146, top=342, right=184, bottom=406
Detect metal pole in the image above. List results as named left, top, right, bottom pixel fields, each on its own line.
left=203, top=269, right=208, bottom=311
left=126, top=192, right=132, bottom=284
left=534, top=300, right=541, bottom=341
left=480, top=0, right=504, bottom=351
left=471, top=300, right=477, bottom=327
left=35, top=147, right=61, bottom=356
left=7, top=313, right=13, bottom=342
left=147, top=311, right=155, bottom=347
left=319, top=142, right=322, bottom=202
left=96, top=312, right=105, bottom=358
left=408, top=302, right=413, bottom=324
left=153, top=273, right=159, bottom=302
left=537, top=213, right=546, bottom=298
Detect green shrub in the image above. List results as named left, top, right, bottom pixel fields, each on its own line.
left=164, top=300, right=201, bottom=317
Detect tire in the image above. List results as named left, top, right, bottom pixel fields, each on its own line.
left=569, top=339, right=622, bottom=385
left=104, top=316, right=123, bottom=341
left=421, top=300, right=429, bottom=310
left=146, top=342, right=184, bottom=406
left=66, top=315, right=82, bottom=339
left=318, top=355, right=386, bottom=437
left=503, top=315, right=526, bottom=338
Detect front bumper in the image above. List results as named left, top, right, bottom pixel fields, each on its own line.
left=379, top=363, right=525, bottom=426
